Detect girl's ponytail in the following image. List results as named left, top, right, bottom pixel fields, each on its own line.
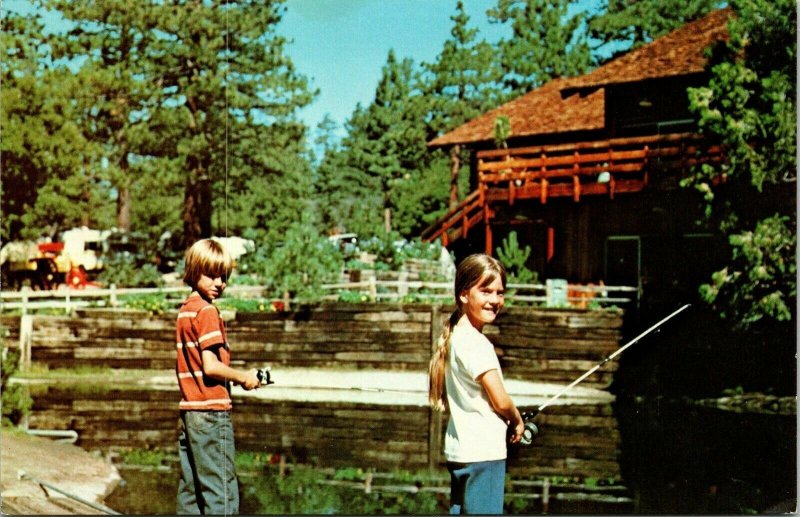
left=428, top=309, right=460, bottom=411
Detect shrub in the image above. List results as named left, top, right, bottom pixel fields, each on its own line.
left=98, top=254, right=164, bottom=288
left=1, top=346, right=32, bottom=426
left=496, top=231, right=538, bottom=284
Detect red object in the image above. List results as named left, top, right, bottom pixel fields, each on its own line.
left=66, top=266, right=88, bottom=289
left=38, top=242, right=65, bottom=253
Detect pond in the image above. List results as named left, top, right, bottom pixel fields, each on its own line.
left=19, top=378, right=797, bottom=514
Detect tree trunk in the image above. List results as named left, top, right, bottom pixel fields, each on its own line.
left=449, top=144, right=461, bottom=209
left=117, top=186, right=131, bottom=232
left=183, top=161, right=212, bottom=249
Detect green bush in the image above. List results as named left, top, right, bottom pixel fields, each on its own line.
left=245, top=214, right=344, bottom=299
left=118, top=293, right=176, bottom=314
left=98, top=254, right=164, bottom=288
left=1, top=346, right=32, bottom=426
left=496, top=231, right=538, bottom=284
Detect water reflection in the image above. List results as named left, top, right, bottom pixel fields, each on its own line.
left=22, top=383, right=797, bottom=514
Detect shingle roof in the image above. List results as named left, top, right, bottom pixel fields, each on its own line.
left=428, top=8, right=731, bottom=148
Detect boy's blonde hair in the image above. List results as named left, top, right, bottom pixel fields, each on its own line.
left=428, top=254, right=507, bottom=411
left=183, top=239, right=234, bottom=289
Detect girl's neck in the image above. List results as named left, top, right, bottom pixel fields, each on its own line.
left=458, top=312, right=484, bottom=333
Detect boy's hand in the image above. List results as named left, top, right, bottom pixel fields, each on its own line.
left=240, top=369, right=261, bottom=390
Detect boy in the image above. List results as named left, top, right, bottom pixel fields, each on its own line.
left=175, top=238, right=260, bottom=515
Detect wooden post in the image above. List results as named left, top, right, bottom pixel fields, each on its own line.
left=19, top=314, right=32, bottom=373
left=449, top=145, right=461, bottom=209
left=110, top=283, right=118, bottom=307
left=542, top=478, right=550, bottom=514
left=364, top=470, right=373, bottom=494
left=398, top=271, right=409, bottom=297
left=427, top=305, right=444, bottom=471
left=484, top=205, right=493, bottom=256
left=21, top=287, right=29, bottom=316
left=368, top=276, right=377, bottom=302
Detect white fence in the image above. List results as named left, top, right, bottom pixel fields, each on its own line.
left=0, top=279, right=637, bottom=314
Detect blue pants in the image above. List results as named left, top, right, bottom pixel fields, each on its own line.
left=447, top=459, right=506, bottom=514
left=177, top=410, right=239, bottom=515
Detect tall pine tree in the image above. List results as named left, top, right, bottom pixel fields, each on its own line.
left=588, top=0, right=723, bottom=59
left=488, top=0, right=591, bottom=93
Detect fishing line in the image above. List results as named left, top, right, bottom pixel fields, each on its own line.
left=519, top=303, right=691, bottom=445
left=224, top=1, right=229, bottom=239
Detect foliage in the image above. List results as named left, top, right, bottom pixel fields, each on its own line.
left=216, top=297, right=278, bottom=313
left=118, top=448, right=175, bottom=467
left=7, top=1, right=315, bottom=250
left=236, top=457, right=445, bottom=515
left=118, top=293, right=176, bottom=315
left=1, top=346, right=32, bottom=426
left=97, top=255, right=163, bottom=288
left=389, top=156, right=454, bottom=237
left=686, top=0, right=796, bottom=329
left=421, top=1, right=506, bottom=134
left=699, top=215, right=796, bottom=329
left=0, top=10, right=114, bottom=242
left=488, top=0, right=592, bottom=93
left=249, top=212, right=343, bottom=299
left=496, top=231, right=538, bottom=284
left=588, top=0, right=723, bottom=59
left=493, top=115, right=511, bottom=149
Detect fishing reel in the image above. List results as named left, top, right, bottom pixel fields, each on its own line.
left=256, top=367, right=275, bottom=386
left=519, top=410, right=540, bottom=446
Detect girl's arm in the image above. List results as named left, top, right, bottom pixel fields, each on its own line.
left=479, top=369, right=525, bottom=443
left=201, top=349, right=260, bottom=390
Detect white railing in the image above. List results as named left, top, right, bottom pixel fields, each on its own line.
left=0, top=280, right=638, bottom=314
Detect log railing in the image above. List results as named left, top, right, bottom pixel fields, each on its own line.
left=422, top=133, right=723, bottom=246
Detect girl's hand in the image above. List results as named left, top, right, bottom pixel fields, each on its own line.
left=508, top=419, right=525, bottom=444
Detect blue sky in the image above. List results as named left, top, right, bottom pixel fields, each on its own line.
left=277, top=0, right=507, bottom=134
left=6, top=0, right=599, bottom=136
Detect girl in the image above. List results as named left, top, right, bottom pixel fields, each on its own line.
left=429, top=253, right=524, bottom=515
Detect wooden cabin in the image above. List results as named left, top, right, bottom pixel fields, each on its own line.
left=422, top=9, right=737, bottom=310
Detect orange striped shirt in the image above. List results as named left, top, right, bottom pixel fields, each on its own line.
left=175, top=293, right=232, bottom=411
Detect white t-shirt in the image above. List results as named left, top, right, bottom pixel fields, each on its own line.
left=443, top=315, right=508, bottom=463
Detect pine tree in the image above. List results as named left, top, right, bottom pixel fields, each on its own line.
left=488, top=0, right=592, bottom=93
left=422, top=1, right=506, bottom=134
left=588, top=0, right=723, bottom=59
left=0, top=9, right=111, bottom=241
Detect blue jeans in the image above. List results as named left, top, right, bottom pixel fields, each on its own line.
left=447, top=459, right=506, bottom=514
left=177, top=411, right=239, bottom=515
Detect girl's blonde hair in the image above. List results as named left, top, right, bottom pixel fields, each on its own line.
left=428, top=253, right=506, bottom=411
left=183, top=239, right=234, bottom=289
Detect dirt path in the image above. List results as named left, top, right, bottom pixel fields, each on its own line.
left=0, top=429, right=120, bottom=515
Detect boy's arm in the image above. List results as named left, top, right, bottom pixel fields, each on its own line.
left=201, top=348, right=260, bottom=390
left=478, top=369, right=524, bottom=443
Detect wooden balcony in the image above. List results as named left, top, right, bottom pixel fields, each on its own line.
left=421, top=133, right=722, bottom=247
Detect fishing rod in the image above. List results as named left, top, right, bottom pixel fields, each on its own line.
left=519, top=303, right=691, bottom=445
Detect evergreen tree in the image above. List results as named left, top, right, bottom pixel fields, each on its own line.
left=422, top=1, right=506, bottom=134
left=44, top=1, right=168, bottom=234
left=488, top=0, right=592, bottom=93
left=143, top=0, right=315, bottom=248
left=323, top=51, right=429, bottom=237
left=0, top=9, right=111, bottom=241
left=588, top=0, right=723, bottom=59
